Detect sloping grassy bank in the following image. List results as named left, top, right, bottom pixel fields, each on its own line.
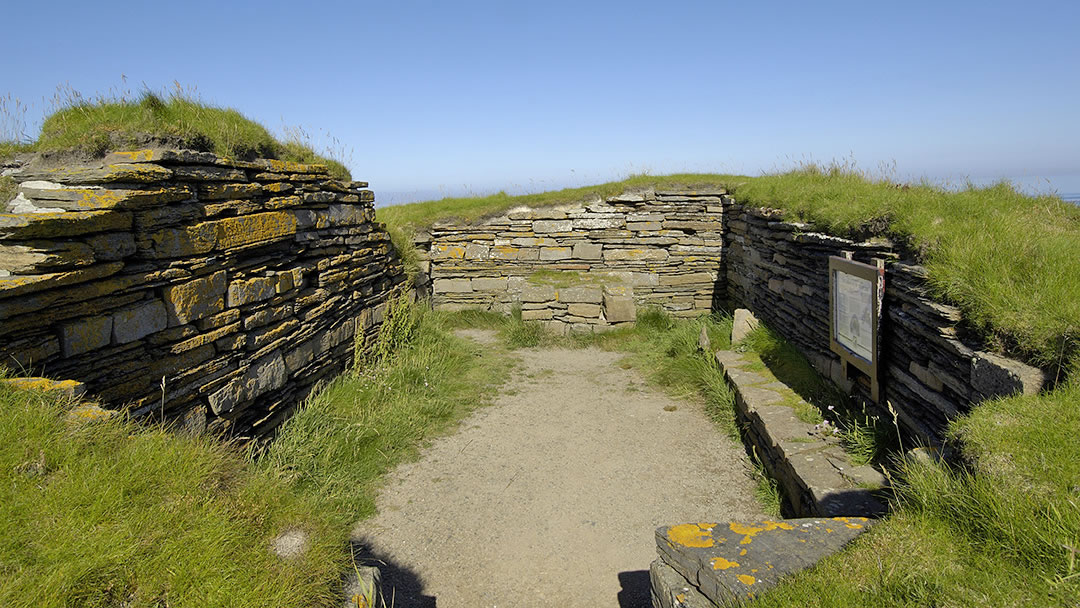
left=0, top=91, right=350, bottom=179
left=0, top=298, right=514, bottom=607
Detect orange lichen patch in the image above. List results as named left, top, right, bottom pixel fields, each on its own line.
left=729, top=520, right=795, bottom=544
left=739, top=549, right=747, bottom=556
left=737, top=574, right=756, bottom=586
left=667, top=523, right=719, bottom=548
left=675, top=593, right=686, bottom=603
left=826, top=528, right=834, bottom=533
left=711, top=557, right=740, bottom=570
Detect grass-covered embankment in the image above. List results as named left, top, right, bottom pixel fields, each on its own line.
left=0, top=297, right=515, bottom=607
left=0, top=90, right=350, bottom=180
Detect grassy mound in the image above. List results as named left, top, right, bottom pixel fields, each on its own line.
left=2, top=91, right=350, bottom=180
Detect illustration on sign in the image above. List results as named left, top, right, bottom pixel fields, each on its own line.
left=834, top=271, right=874, bottom=362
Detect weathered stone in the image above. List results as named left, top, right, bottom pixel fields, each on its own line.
left=627, top=221, right=662, bottom=231
left=86, top=232, right=136, bottom=261
left=5, top=193, right=65, bottom=214
left=198, top=182, right=264, bottom=201
left=464, top=243, right=490, bottom=259
left=539, top=246, right=572, bottom=261
left=0, top=262, right=124, bottom=300
left=660, top=272, right=713, bottom=286
left=0, top=211, right=132, bottom=239
left=21, top=163, right=173, bottom=185
left=111, top=300, right=167, bottom=344
left=207, top=350, right=287, bottom=415
left=0, top=240, right=96, bottom=273
left=19, top=181, right=193, bottom=210
left=554, top=286, right=600, bottom=304
left=650, top=558, right=721, bottom=608
left=471, top=277, right=508, bottom=291
left=909, top=361, right=945, bottom=392
left=533, top=219, right=573, bottom=233
left=227, top=276, right=278, bottom=307
left=521, top=284, right=555, bottom=303
left=603, top=290, right=636, bottom=323
left=970, top=351, right=1049, bottom=398
left=567, top=303, right=601, bottom=317
left=433, top=278, right=472, bottom=293
left=163, top=271, right=227, bottom=326
left=59, top=314, right=113, bottom=357
left=573, top=217, right=623, bottom=230
left=655, top=518, right=868, bottom=606
left=432, top=243, right=466, bottom=259
left=603, top=248, right=668, bottom=262
left=1, top=377, right=87, bottom=400
left=732, top=308, right=759, bottom=344
left=572, top=242, right=602, bottom=260
left=521, top=308, right=553, bottom=321
left=215, top=212, right=297, bottom=250
left=341, top=564, right=383, bottom=608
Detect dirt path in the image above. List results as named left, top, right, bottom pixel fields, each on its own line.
left=352, top=330, right=764, bottom=607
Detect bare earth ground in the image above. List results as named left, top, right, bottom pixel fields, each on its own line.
left=352, top=329, right=764, bottom=608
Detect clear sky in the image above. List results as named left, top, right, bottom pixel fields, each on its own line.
left=2, top=0, right=1078, bottom=203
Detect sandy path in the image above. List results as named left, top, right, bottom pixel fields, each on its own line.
left=352, top=329, right=763, bottom=607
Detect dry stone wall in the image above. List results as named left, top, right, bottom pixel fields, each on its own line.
left=0, top=150, right=404, bottom=438
left=418, top=190, right=725, bottom=333
left=723, top=200, right=1049, bottom=442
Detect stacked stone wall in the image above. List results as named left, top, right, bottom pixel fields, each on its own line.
left=723, top=200, right=1048, bottom=441
left=419, top=190, right=725, bottom=333
left=0, top=149, right=404, bottom=438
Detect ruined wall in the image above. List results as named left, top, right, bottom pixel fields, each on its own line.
left=419, top=189, right=725, bottom=333
left=723, top=200, right=1048, bottom=441
left=0, top=150, right=404, bottom=438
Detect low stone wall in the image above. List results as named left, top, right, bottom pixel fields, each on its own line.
left=0, top=149, right=404, bottom=438
left=723, top=200, right=1048, bottom=442
left=418, top=189, right=725, bottom=332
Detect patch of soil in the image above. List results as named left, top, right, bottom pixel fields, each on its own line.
left=353, top=330, right=764, bottom=607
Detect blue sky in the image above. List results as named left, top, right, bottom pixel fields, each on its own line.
left=2, top=0, right=1078, bottom=203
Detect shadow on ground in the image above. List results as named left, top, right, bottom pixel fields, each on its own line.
left=351, top=538, right=436, bottom=607
left=617, top=570, right=652, bottom=608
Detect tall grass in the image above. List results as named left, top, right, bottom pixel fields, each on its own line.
left=0, top=384, right=346, bottom=608
left=260, top=297, right=514, bottom=518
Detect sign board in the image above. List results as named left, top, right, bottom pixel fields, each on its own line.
left=828, top=255, right=884, bottom=402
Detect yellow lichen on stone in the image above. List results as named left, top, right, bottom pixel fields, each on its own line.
left=433, top=244, right=467, bottom=259
left=737, top=574, right=756, bottom=586
left=711, top=557, right=740, bottom=570
left=667, top=523, right=718, bottom=548
left=215, top=212, right=297, bottom=250
left=832, top=516, right=866, bottom=529
left=729, top=520, right=795, bottom=544
left=67, top=403, right=116, bottom=422
left=109, top=149, right=155, bottom=162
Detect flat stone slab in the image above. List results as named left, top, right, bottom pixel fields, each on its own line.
left=656, top=518, right=870, bottom=606
left=715, top=350, right=887, bottom=518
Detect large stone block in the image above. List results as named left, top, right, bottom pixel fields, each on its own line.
left=572, top=242, right=602, bottom=260
left=207, top=351, right=287, bottom=415
left=112, top=300, right=168, bottom=344
left=227, top=276, right=278, bottom=307
left=731, top=308, right=759, bottom=344
left=464, top=243, right=490, bottom=259
left=521, top=284, right=556, bottom=303
left=433, top=278, right=472, bottom=293
left=521, top=308, right=553, bottom=321
left=603, top=290, right=636, bottom=323
left=59, top=314, right=113, bottom=357
left=471, top=277, right=508, bottom=291
left=164, top=271, right=227, bottom=326
left=0, top=210, right=132, bottom=239
left=558, top=286, right=602, bottom=304
left=568, top=303, right=601, bottom=317
left=533, top=219, right=573, bottom=233
left=603, top=248, right=668, bottom=262
left=660, top=272, right=714, bottom=286
left=539, top=246, right=572, bottom=261
left=0, top=241, right=95, bottom=273
left=970, top=351, right=1049, bottom=398
left=215, top=212, right=297, bottom=250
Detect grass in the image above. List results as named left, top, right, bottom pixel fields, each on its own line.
left=259, top=296, right=514, bottom=519
left=0, top=297, right=515, bottom=607
left=754, top=378, right=1080, bottom=606
left=0, top=382, right=347, bottom=608
left=0, top=88, right=351, bottom=180
left=380, top=164, right=1079, bottom=374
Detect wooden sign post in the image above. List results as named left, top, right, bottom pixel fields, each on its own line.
left=828, top=253, right=885, bottom=402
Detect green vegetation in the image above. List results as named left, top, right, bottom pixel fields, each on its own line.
left=380, top=166, right=1079, bottom=372
left=0, top=297, right=515, bottom=607
left=0, top=89, right=350, bottom=180
left=261, top=296, right=514, bottom=518
left=0, top=382, right=346, bottom=607
left=753, top=378, right=1080, bottom=606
